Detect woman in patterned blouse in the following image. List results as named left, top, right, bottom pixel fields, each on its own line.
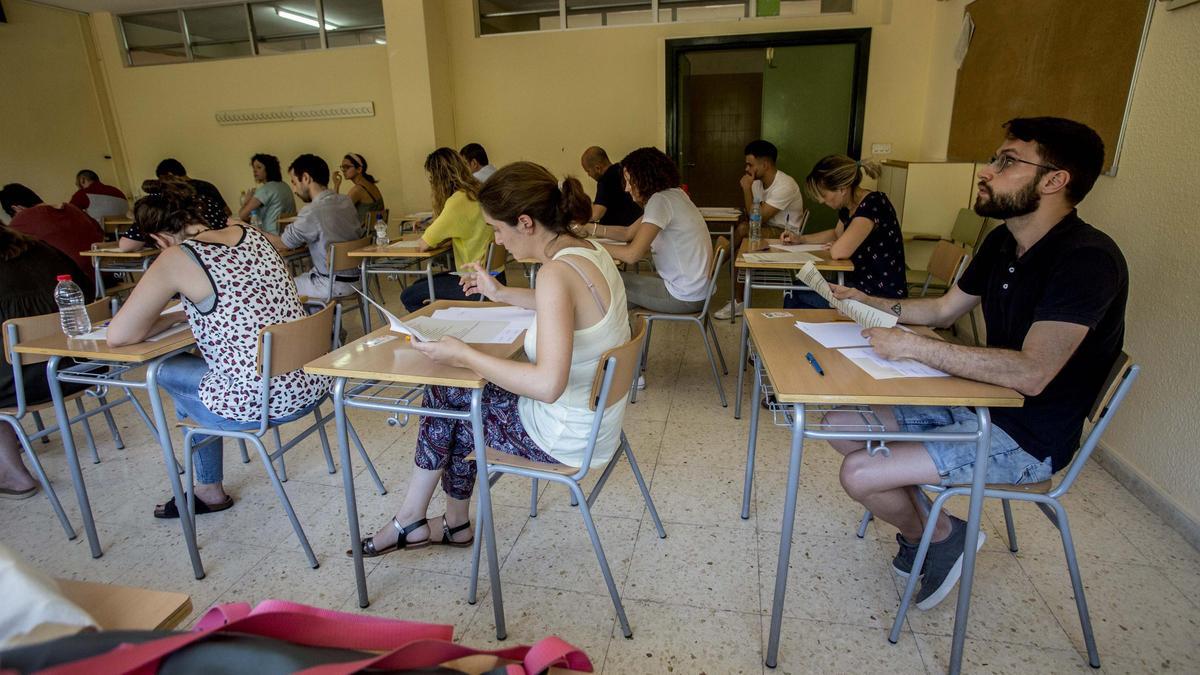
left=782, top=155, right=907, bottom=307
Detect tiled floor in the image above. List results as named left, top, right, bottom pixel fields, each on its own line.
left=3, top=270, right=1198, bottom=674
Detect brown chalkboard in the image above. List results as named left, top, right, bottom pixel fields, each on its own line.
left=947, top=0, right=1153, bottom=172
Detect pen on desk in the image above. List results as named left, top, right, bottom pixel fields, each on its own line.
left=805, top=352, right=825, bottom=376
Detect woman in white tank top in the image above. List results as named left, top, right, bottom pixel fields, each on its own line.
left=353, top=162, right=631, bottom=558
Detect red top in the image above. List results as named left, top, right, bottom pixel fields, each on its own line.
left=8, top=204, right=104, bottom=283
left=69, top=181, right=127, bottom=210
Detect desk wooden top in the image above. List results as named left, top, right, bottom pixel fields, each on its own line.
left=699, top=208, right=741, bottom=223
left=304, top=300, right=526, bottom=387
left=747, top=309, right=1023, bottom=407
left=13, top=325, right=195, bottom=363
left=349, top=234, right=451, bottom=259
left=278, top=215, right=297, bottom=225
left=103, top=217, right=134, bottom=227
left=279, top=245, right=309, bottom=259
left=81, top=247, right=160, bottom=259
left=734, top=239, right=854, bottom=273
left=56, top=579, right=191, bottom=631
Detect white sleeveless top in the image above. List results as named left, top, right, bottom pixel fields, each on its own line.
left=518, top=243, right=631, bottom=468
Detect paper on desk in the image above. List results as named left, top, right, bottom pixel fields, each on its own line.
left=838, top=347, right=948, bottom=379
left=743, top=251, right=820, bottom=264
left=432, top=305, right=536, bottom=331
left=386, top=239, right=423, bottom=249
left=796, top=262, right=898, bottom=329
left=76, top=303, right=188, bottom=341
left=699, top=207, right=742, bottom=217
left=769, top=243, right=826, bottom=253
left=404, top=316, right=519, bottom=344
left=353, top=289, right=431, bottom=341
left=795, top=321, right=871, bottom=349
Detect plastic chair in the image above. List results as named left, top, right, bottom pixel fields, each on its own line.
left=2, top=299, right=129, bottom=539
left=178, top=304, right=387, bottom=568
left=860, top=353, right=1138, bottom=669
left=630, top=237, right=730, bottom=407
left=465, top=324, right=666, bottom=638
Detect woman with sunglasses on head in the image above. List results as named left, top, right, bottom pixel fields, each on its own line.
left=781, top=155, right=906, bottom=308
left=332, top=152, right=385, bottom=224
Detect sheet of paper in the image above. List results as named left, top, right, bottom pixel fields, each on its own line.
left=353, top=289, right=431, bottom=341
left=698, top=207, right=742, bottom=217
left=431, top=306, right=536, bottom=332
left=404, top=316, right=518, bottom=344
left=769, top=243, right=826, bottom=253
left=794, top=321, right=871, bottom=349
left=76, top=302, right=188, bottom=341
left=387, top=239, right=423, bottom=249
left=838, top=347, right=948, bottom=379
left=743, top=251, right=820, bottom=264
left=795, top=262, right=898, bottom=329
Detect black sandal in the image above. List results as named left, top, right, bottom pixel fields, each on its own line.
left=350, top=517, right=430, bottom=558
left=433, top=517, right=474, bottom=547
left=153, top=494, right=234, bottom=519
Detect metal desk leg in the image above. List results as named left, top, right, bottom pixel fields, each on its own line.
left=334, top=378, right=369, bottom=608
left=734, top=270, right=754, bottom=419
left=426, top=260, right=438, bottom=303
left=360, top=259, right=372, bottom=333
left=947, top=407, right=992, bottom=675
left=46, top=356, right=102, bottom=558
left=471, top=388, right=506, bottom=640
left=741, top=356, right=763, bottom=519
left=93, top=258, right=104, bottom=299
left=765, top=402, right=806, bottom=669
left=145, top=358, right=205, bottom=579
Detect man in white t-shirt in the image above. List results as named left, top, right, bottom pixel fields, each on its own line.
left=460, top=143, right=497, bottom=184
left=715, top=139, right=809, bottom=319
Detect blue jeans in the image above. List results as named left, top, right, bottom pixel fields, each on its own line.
left=158, top=353, right=315, bottom=484
left=892, top=405, right=1054, bottom=486
left=782, top=289, right=831, bottom=309
left=401, top=271, right=507, bottom=313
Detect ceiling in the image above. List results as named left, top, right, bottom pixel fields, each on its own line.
left=35, top=0, right=381, bottom=25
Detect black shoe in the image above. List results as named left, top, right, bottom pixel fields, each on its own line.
left=760, top=393, right=778, bottom=410
left=892, top=533, right=919, bottom=578
left=914, top=516, right=987, bottom=610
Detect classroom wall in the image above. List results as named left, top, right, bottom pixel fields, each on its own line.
left=439, top=0, right=941, bottom=186
left=1074, top=3, right=1200, bottom=522
left=87, top=12, right=405, bottom=215
left=0, top=1, right=118, bottom=212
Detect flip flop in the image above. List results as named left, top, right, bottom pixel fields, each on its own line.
left=153, top=494, right=234, bottom=519
left=0, top=485, right=38, bottom=500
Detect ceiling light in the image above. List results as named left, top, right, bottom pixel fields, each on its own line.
left=275, top=8, right=338, bottom=31
left=374, top=37, right=387, bottom=45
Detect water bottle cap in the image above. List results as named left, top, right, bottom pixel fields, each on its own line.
left=57, top=274, right=72, bottom=282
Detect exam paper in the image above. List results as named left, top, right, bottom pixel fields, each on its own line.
left=405, top=316, right=518, bottom=344
left=353, top=289, right=432, bottom=341
left=386, top=239, right=423, bottom=249
left=794, top=321, right=871, bottom=349
left=698, top=207, right=742, bottom=218
left=796, top=262, right=898, bottom=329
left=769, top=243, right=826, bottom=253
left=743, top=251, right=820, bottom=264
left=77, top=303, right=188, bottom=342
left=838, top=347, right=948, bottom=380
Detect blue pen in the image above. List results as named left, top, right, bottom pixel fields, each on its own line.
left=805, top=352, right=825, bottom=376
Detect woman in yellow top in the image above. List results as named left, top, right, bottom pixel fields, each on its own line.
left=401, top=148, right=503, bottom=312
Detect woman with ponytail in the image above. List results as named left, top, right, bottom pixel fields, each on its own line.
left=352, top=161, right=631, bottom=557
left=333, top=152, right=385, bottom=223
left=400, top=148, right=503, bottom=311
left=782, top=154, right=907, bottom=307
left=107, top=181, right=329, bottom=519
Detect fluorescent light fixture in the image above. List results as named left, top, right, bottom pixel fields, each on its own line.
left=374, top=37, right=387, bottom=45
left=275, top=8, right=338, bottom=31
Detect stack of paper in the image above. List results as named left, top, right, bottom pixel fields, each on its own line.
left=698, top=207, right=742, bottom=218
left=838, top=347, right=948, bottom=380
left=794, top=321, right=871, bottom=349
left=743, top=251, right=820, bottom=264
left=795, top=262, right=898, bottom=329
left=76, top=302, right=188, bottom=342
left=355, top=289, right=531, bottom=344
left=387, top=239, right=423, bottom=249
left=769, top=243, right=826, bottom=253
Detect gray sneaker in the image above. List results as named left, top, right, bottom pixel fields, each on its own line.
left=893, top=533, right=919, bottom=578
left=914, top=516, right=987, bottom=610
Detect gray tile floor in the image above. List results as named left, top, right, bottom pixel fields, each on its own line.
left=3, top=270, right=1198, bottom=674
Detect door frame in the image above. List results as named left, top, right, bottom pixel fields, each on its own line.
left=665, top=28, right=871, bottom=165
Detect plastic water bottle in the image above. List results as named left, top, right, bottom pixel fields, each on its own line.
left=374, top=216, right=389, bottom=247
left=55, top=275, right=92, bottom=337
left=249, top=211, right=262, bottom=229
left=749, top=202, right=763, bottom=251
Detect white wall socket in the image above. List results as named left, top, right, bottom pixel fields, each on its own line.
left=871, top=143, right=893, bottom=154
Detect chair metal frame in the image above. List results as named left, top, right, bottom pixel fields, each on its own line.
left=316, top=235, right=372, bottom=344
left=178, top=304, right=387, bottom=568
left=465, top=326, right=666, bottom=638
left=860, top=354, right=1139, bottom=669
left=630, top=237, right=730, bottom=407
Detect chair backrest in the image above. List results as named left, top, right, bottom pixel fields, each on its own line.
left=697, top=237, right=730, bottom=315
left=363, top=208, right=390, bottom=229
left=257, top=303, right=336, bottom=378
left=588, top=324, right=648, bottom=411
left=327, top=235, right=372, bottom=276
left=1053, top=352, right=1138, bottom=497
left=949, top=208, right=986, bottom=250
left=100, top=215, right=127, bottom=238
left=922, top=241, right=970, bottom=294
left=4, top=298, right=112, bottom=366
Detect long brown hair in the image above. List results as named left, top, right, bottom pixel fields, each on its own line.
left=424, top=147, right=480, bottom=215
left=477, top=162, right=591, bottom=237
left=133, top=179, right=207, bottom=237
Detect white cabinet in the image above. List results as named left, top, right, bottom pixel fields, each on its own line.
left=877, top=160, right=978, bottom=271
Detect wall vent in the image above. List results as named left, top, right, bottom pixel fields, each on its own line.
left=215, top=101, right=375, bottom=126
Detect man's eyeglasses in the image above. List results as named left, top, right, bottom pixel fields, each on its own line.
left=986, top=154, right=1058, bottom=174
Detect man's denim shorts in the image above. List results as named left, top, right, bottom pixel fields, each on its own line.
left=892, top=405, right=1053, bottom=486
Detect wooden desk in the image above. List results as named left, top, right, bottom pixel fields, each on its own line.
left=733, top=239, right=855, bottom=419
left=13, top=327, right=205, bottom=578
left=348, top=235, right=452, bottom=331
left=305, top=300, right=524, bottom=639
left=741, top=308, right=1021, bottom=671
left=57, top=579, right=191, bottom=631
left=81, top=247, right=160, bottom=299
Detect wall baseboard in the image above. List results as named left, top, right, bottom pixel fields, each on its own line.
left=1093, top=444, right=1200, bottom=551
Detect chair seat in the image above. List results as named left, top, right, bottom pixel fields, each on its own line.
left=631, top=307, right=701, bottom=320
left=465, top=450, right=578, bottom=476
left=932, top=480, right=1052, bottom=494
left=1, top=388, right=92, bottom=416
left=174, top=419, right=201, bottom=429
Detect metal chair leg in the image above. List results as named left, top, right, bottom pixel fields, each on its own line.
left=32, top=410, right=49, bottom=444
left=697, top=318, right=728, bottom=407
left=97, top=395, right=124, bottom=449
left=856, top=510, right=873, bottom=539
left=75, top=398, right=101, bottom=465
left=890, top=491, right=953, bottom=643
left=468, top=503, right=484, bottom=604
left=707, top=316, right=729, bottom=375
left=253, top=434, right=319, bottom=568
left=238, top=439, right=251, bottom=463
left=272, top=427, right=286, bottom=481
left=1054, top=502, right=1100, bottom=667
left=12, top=423, right=76, bottom=539
left=314, top=404, right=336, bottom=474
left=1002, top=499, right=1019, bottom=552
left=529, top=478, right=539, bottom=517
left=348, top=421, right=386, bottom=495
left=572, top=482, right=632, bottom=638
left=624, top=434, right=665, bottom=539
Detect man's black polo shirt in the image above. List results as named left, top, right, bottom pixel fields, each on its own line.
left=594, top=162, right=642, bottom=226
left=956, top=211, right=1127, bottom=472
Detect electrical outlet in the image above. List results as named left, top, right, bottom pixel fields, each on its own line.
left=871, top=143, right=893, bottom=155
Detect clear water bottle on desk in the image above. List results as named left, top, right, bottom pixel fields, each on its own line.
left=55, top=275, right=92, bottom=337
left=748, top=202, right=763, bottom=251
left=249, top=211, right=262, bottom=229
left=374, top=216, right=390, bottom=247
